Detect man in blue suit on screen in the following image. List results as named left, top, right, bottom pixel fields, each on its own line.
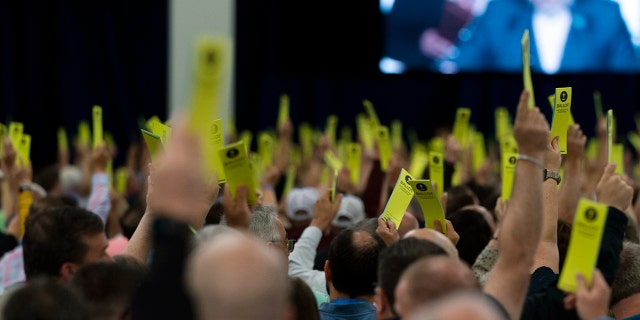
left=452, top=0, right=639, bottom=74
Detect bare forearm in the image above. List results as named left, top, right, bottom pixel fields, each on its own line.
left=558, top=160, right=582, bottom=223
left=123, top=211, right=154, bottom=264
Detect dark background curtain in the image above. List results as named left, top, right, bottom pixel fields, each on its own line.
left=235, top=0, right=639, bottom=153
left=0, top=0, right=167, bottom=173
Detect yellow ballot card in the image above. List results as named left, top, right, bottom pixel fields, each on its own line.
left=409, top=146, right=429, bottom=179
left=429, top=152, right=444, bottom=199
left=115, top=167, right=128, bottom=195
left=409, top=180, right=446, bottom=232
left=0, top=123, right=5, bottom=156
left=607, top=109, right=614, bottom=163
left=380, top=168, right=415, bottom=228
left=357, top=113, right=374, bottom=150
left=140, top=129, right=163, bottom=163
left=146, top=116, right=161, bottom=132
left=363, top=99, right=381, bottom=131
left=299, top=123, right=313, bottom=159
left=340, top=126, right=353, bottom=144
left=240, top=130, right=253, bottom=154
left=501, top=152, right=518, bottom=201
left=628, top=132, right=640, bottom=153
left=549, top=93, right=575, bottom=125
left=453, top=108, right=471, bottom=146
left=78, top=121, right=91, bottom=148
left=391, top=120, right=403, bottom=149
left=8, top=122, right=23, bottom=150
left=324, top=151, right=344, bottom=171
left=594, top=91, right=603, bottom=119
left=325, top=115, right=338, bottom=147
left=495, top=107, right=513, bottom=140
left=258, top=132, right=274, bottom=170
left=521, top=29, right=535, bottom=109
left=613, top=144, right=624, bottom=175
left=278, top=94, right=290, bottom=127
left=377, top=126, right=392, bottom=171
left=210, top=119, right=226, bottom=183
left=550, top=88, right=572, bottom=154
left=92, top=105, right=103, bottom=149
left=500, top=134, right=519, bottom=154
left=57, top=127, right=68, bottom=152
left=151, top=121, right=172, bottom=145
left=472, top=131, right=487, bottom=172
left=345, top=143, right=361, bottom=185
left=558, top=198, right=608, bottom=292
left=219, top=141, right=258, bottom=205
left=281, top=164, right=296, bottom=200
left=18, top=134, right=31, bottom=165
left=330, top=169, right=339, bottom=202
left=18, top=190, right=33, bottom=239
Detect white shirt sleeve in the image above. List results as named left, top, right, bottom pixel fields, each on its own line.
left=288, top=226, right=327, bottom=294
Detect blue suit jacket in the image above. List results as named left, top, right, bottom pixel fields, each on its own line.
left=453, top=0, right=638, bottom=73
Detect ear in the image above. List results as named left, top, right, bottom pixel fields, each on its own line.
left=374, top=286, right=389, bottom=316
left=324, top=260, right=331, bottom=283
left=59, top=262, right=79, bottom=282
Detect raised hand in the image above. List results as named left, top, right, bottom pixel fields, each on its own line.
left=595, top=163, right=633, bottom=212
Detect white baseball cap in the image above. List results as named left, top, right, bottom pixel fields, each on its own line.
left=332, top=195, right=365, bottom=228
left=285, top=187, right=320, bottom=222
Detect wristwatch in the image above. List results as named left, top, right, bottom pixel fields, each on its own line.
left=543, top=169, right=561, bottom=184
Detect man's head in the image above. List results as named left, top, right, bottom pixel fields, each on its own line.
left=612, top=242, right=640, bottom=311
left=403, top=228, right=459, bottom=259
left=325, top=227, right=386, bottom=299
left=394, top=255, right=480, bottom=318
left=187, top=232, right=290, bottom=320
left=3, top=277, right=90, bottom=320
left=68, top=262, right=146, bottom=320
left=376, top=237, right=448, bottom=318
left=405, top=291, right=508, bottom=320
left=23, top=206, right=111, bottom=282
left=249, top=205, right=290, bottom=259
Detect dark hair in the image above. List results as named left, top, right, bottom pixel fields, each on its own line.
left=23, top=206, right=104, bottom=279
left=33, top=164, right=60, bottom=194
left=289, top=277, right=320, bottom=320
left=445, top=185, right=478, bottom=218
left=449, top=209, right=492, bottom=266
left=3, top=277, right=90, bottom=320
left=328, top=228, right=386, bottom=298
left=377, top=237, right=448, bottom=316
left=557, top=220, right=572, bottom=272
left=68, top=262, right=146, bottom=319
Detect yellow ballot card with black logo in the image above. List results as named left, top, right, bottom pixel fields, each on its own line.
left=607, top=109, right=614, bottom=163
left=18, top=134, right=31, bottom=166
left=453, top=108, right=471, bottom=146
left=501, top=152, right=518, bottom=201
left=377, top=126, right=392, bottom=171
left=8, top=122, right=23, bottom=150
left=219, top=141, right=258, bottom=205
left=380, top=169, right=415, bottom=228
left=558, top=198, right=608, bottom=293
left=346, top=143, right=361, bottom=185
left=429, top=152, right=444, bottom=199
left=140, top=129, right=163, bottom=163
left=92, top=105, right=103, bottom=149
left=521, top=29, right=535, bottom=109
left=550, top=87, right=572, bottom=154
left=409, top=180, right=446, bottom=232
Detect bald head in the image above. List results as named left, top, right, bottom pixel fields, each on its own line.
left=405, top=291, right=507, bottom=320
left=398, top=212, right=419, bottom=237
left=403, top=228, right=458, bottom=260
left=394, top=256, right=479, bottom=318
left=187, top=232, right=289, bottom=320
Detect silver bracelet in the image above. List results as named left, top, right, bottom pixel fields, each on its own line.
left=517, top=154, right=545, bottom=169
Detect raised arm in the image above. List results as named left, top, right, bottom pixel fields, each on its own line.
left=532, top=136, right=561, bottom=272
left=558, top=124, right=587, bottom=223
left=483, top=90, right=550, bottom=320
left=86, top=144, right=112, bottom=224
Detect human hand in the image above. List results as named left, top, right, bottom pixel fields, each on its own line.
left=563, top=269, right=611, bottom=320
left=444, top=135, right=461, bottom=164
left=221, top=185, right=251, bottom=229
left=91, top=144, right=111, bottom=173
left=309, top=188, right=342, bottom=231
left=434, top=219, right=459, bottom=245
left=146, top=116, right=220, bottom=229
left=261, top=165, right=282, bottom=187
left=566, top=124, right=587, bottom=162
left=545, top=136, right=562, bottom=171
left=277, top=119, right=293, bottom=141
left=494, top=197, right=508, bottom=225
left=595, top=163, right=633, bottom=212
left=377, top=217, right=399, bottom=246
left=513, top=90, right=551, bottom=157
left=1, top=137, right=16, bottom=173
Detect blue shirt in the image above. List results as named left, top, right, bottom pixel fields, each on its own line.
left=319, top=298, right=376, bottom=320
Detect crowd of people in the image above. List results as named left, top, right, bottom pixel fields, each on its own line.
left=0, top=89, right=639, bottom=319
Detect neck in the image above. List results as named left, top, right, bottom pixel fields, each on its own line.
left=612, top=293, right=640, bottom=319
left=328, top=282, right=374, bottom=303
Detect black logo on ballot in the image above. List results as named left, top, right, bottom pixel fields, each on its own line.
left=226, top=148, right=239, bottom=159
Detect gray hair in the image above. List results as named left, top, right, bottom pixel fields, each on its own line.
left=612, top=241, right=640, bottom=305
left=248, top=206, right=281, bottom=243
